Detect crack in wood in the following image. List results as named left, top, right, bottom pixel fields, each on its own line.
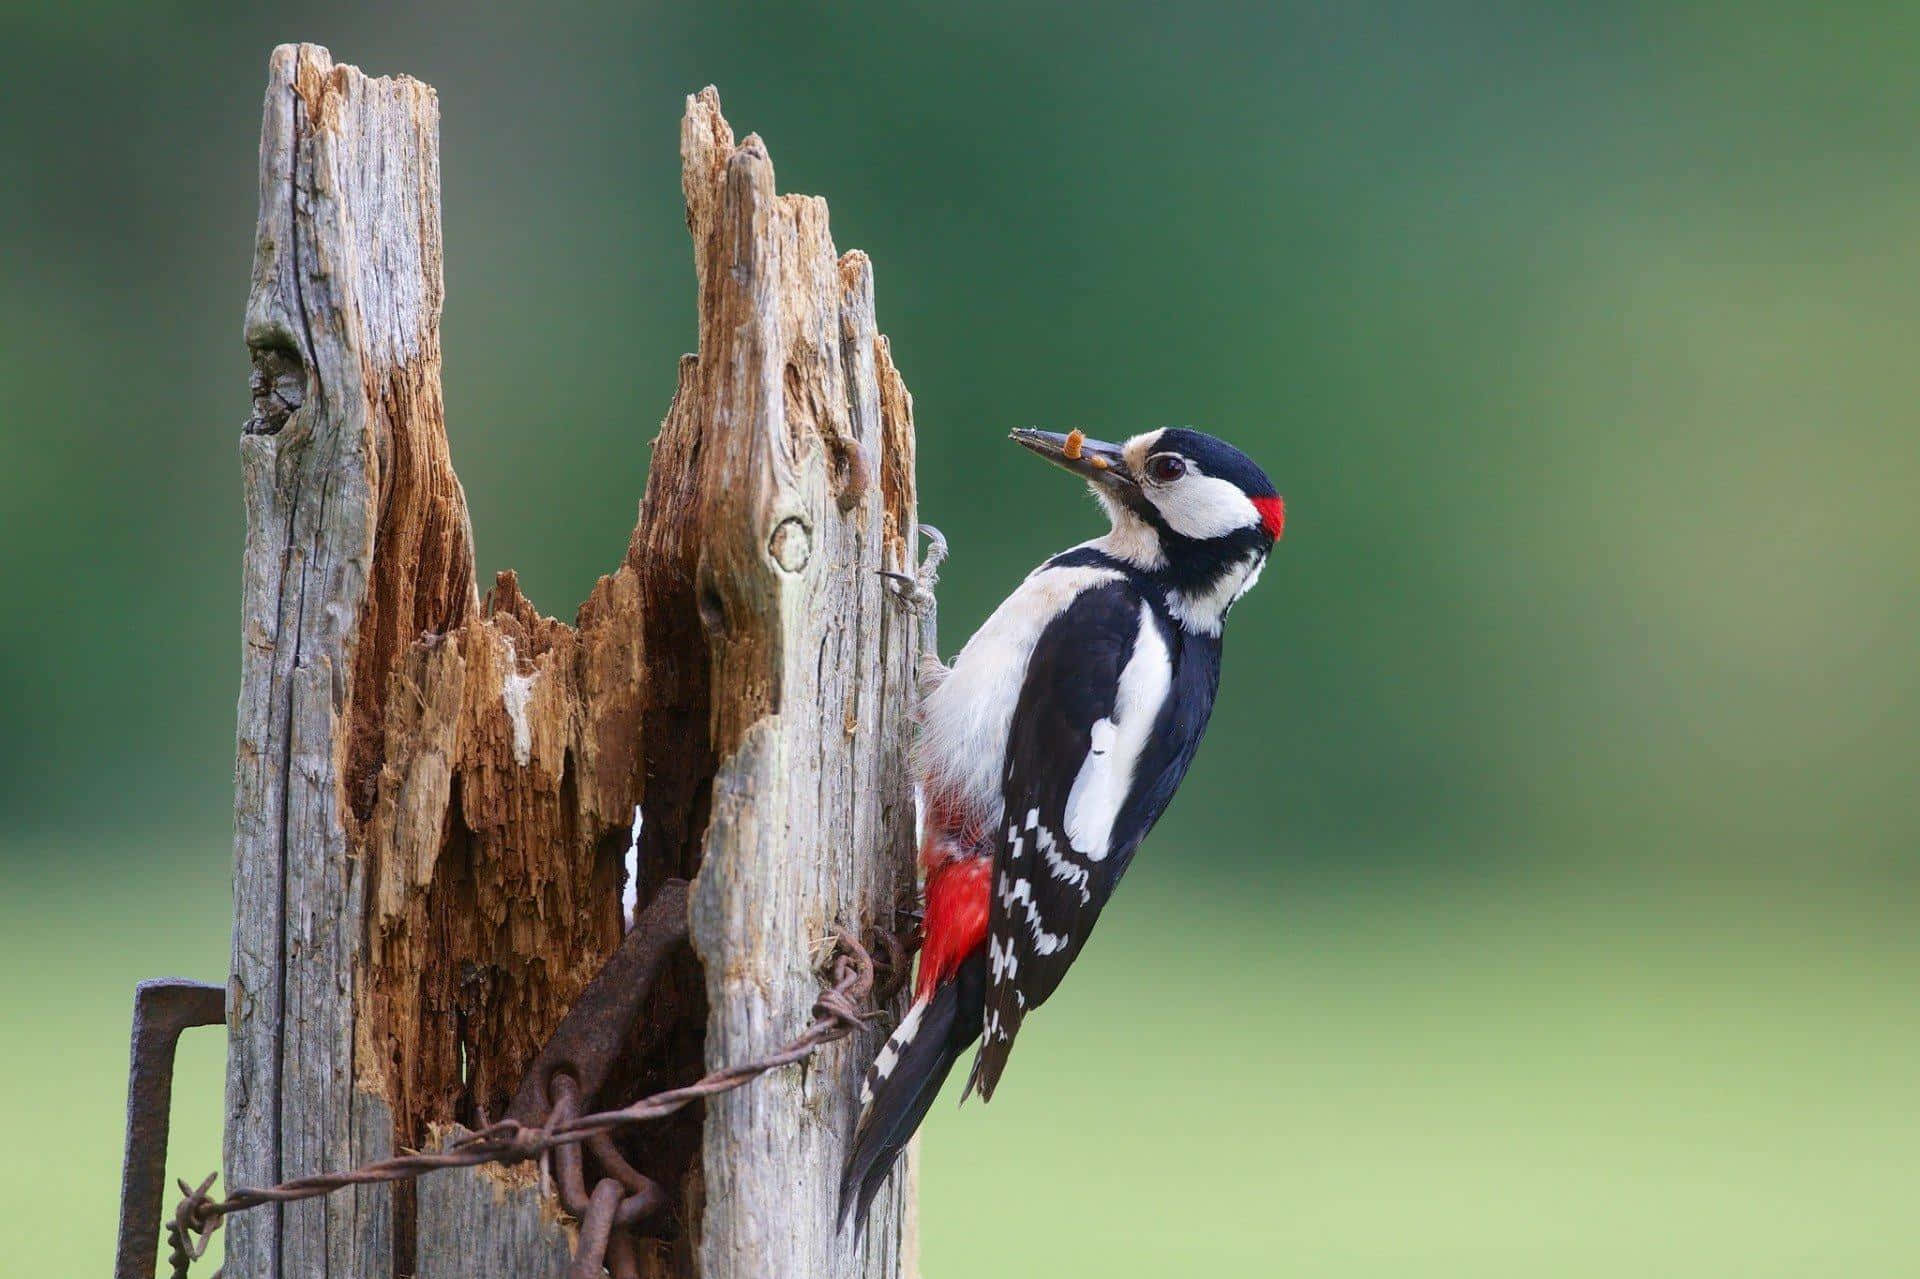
left=228, top=47, right=922, bottom=1279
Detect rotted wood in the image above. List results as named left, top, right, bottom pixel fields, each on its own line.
left=658, top=91, right=925, bottom=1279
left=227, top=42, right=922, bottom=1279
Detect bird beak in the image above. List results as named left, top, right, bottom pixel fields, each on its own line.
left=1008, top=429, right=1135, bottom=491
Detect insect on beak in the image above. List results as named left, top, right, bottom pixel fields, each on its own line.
left=1008, top=429, right=1135, bottom=490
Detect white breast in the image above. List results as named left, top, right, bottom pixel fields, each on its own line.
left=914, top=563, right=1123, bottom=828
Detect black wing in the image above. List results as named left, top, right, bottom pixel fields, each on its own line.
left=967, top=578, right=1212, bottom=1101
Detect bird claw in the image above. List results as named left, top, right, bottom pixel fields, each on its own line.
left=879, top=524, right=948, bottom=618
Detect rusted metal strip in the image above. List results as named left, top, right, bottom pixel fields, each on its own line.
left=116, top=979, right=226, bottom=1279
left=506, top=879, right=690, bottom=1125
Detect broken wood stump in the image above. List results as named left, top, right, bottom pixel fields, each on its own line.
left=226, top=43, right=923, bottom=1277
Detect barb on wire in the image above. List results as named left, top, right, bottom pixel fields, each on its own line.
left=166, top=921, right=914, bottom=1278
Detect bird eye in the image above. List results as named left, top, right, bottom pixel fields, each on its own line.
left=1146, top=454, right=1187, bottom=483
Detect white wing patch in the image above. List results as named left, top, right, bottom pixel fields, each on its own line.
left=1062, top=601, right=1172, bottom=860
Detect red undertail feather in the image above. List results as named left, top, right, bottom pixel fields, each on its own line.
left=918, top=854, right=990, bottom=1000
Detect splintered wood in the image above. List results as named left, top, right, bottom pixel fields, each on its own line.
left=228, top=44, right=921, bottom=1279
left=662, top=88, right=924, bottom=1279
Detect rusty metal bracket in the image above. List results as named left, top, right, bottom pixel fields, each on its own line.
left=115, top=978, right=226, bottom=1279
left=507, top=877, right=691, bottom=1124
left=504, top=879, right=690, bottom=1271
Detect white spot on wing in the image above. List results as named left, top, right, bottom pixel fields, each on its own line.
left=998, top=871, right=1070, bottom=955
left=989, top=933, right=1019, bottom=982
left=1038, top=825, right=1091, bottom=904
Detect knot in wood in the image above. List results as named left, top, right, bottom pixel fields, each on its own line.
left=768, top=516, right=811, bottom=573
left=246, top=342, right=306, bottom=435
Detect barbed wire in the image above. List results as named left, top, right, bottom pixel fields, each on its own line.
left=166, top=923, right=914, bottom=1279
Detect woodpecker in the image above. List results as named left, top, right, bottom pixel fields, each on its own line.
left=840, top=426, right=1285, bottom=1227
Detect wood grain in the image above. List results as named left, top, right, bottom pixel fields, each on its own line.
left=229, top=47, right=921, bottom=1277
left=230, top=43, right=472, bottom=1278
left=659, top=89, right=924, bottom=1279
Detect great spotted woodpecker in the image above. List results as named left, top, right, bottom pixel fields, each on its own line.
left=840, top=427, right=1285, bottom=1226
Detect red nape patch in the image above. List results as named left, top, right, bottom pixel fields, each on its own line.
left=918, top=856, right=991, bottom=1000
left=1253, top=495, right=1286, bottom=539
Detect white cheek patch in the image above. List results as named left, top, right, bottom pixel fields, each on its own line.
left=1152, top=472, right=1261, bottom=541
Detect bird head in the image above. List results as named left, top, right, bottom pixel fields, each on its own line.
left=1011, top=426, right=1284, bottom=632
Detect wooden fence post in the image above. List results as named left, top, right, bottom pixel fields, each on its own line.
left=226, top=43, right=923, bottom=1277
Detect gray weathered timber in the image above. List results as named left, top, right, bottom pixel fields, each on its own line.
left=227, top=48, right=921, bottom=1277
left=228, top=43, right=478, bottom=1278
left=670, top=92, right=923, bottom=1279
left=414, top=1145, right=577, bottom=1279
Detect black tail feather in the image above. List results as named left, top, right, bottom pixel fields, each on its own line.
left=838, top=953, right=985, bottom=1231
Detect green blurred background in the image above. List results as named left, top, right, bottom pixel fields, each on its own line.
left=5, top=2, right=1917, bottom=1274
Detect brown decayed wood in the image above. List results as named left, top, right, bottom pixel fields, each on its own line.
left=232, top=46, right=919, bottom=1278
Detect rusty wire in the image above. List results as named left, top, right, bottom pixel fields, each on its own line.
left=165, top=923, right=913, bottom=1278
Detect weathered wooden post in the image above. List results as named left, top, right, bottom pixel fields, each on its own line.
left=226, top=43, right=923, bottom=1277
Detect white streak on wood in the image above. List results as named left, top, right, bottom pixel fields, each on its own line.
left=501, top=649, right=538, bottom=767
left=623, top=805, right=644, bottom=931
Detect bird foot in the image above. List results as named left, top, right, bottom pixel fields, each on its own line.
left=878, top=524, right=948, bottom=619
left=915, top=652, right=950, bottom=702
